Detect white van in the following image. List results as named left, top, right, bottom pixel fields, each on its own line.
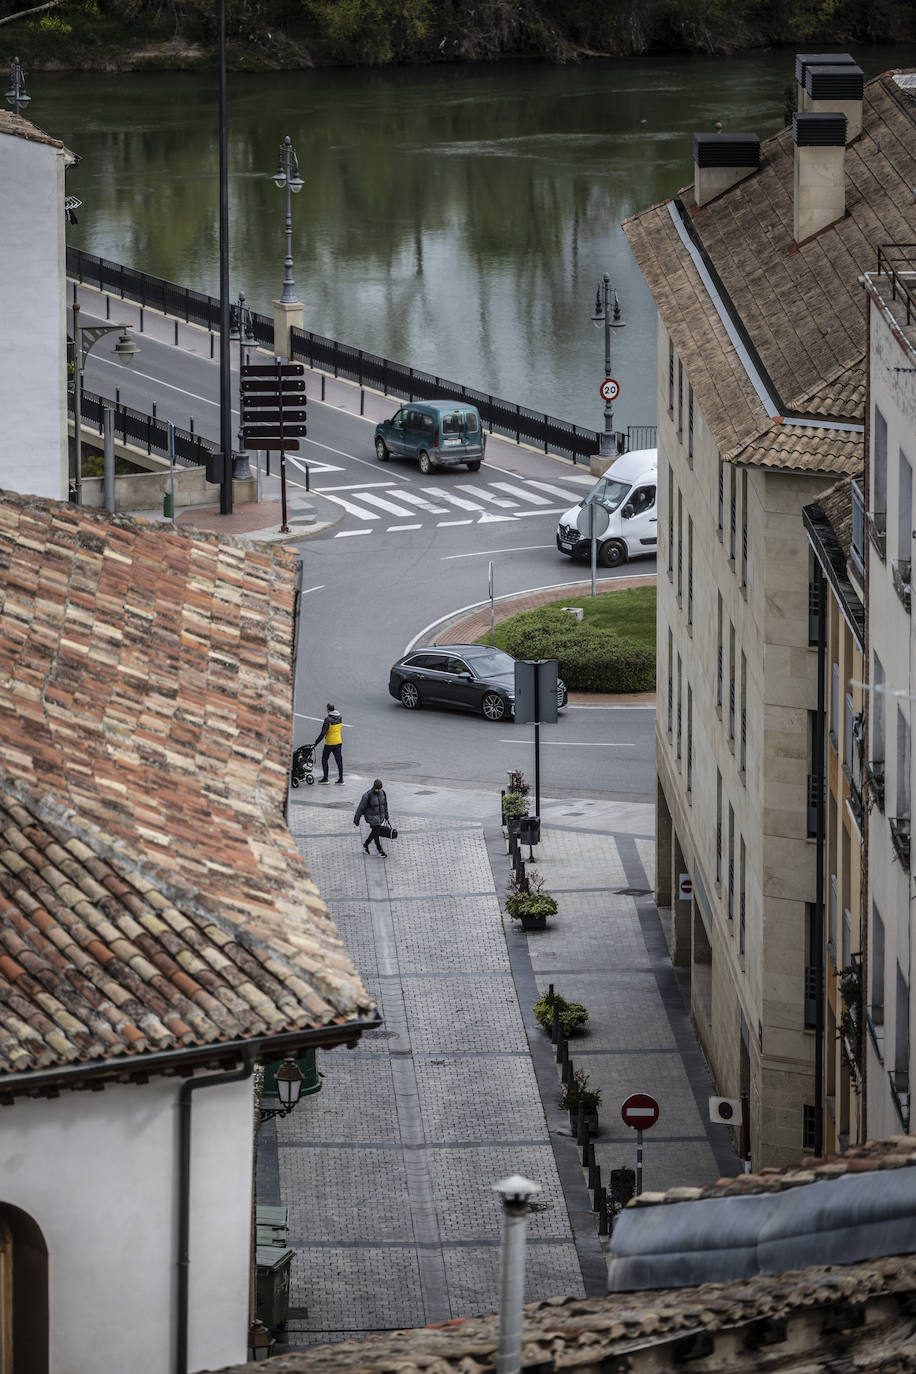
left=555, top=448, right=658, bottom=569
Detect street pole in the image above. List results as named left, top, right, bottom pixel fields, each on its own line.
left=233, top=291, right=253, bottom=482
left=635, top=1130, right=644, bottom=1196
left=218, top=0, right=233, bottom=515
left=489, top=560, right=495, bottom=646
left=279, top=137, right=298, bottom=304
left=73, top=303, right=83, bottom=505
left=592, top=273, right=624, bottom=460
left=168, top=422, right=176, bottom=524
left=5, top=57, right=30, bottom=116
left=589, top=499, right=597, bottom=597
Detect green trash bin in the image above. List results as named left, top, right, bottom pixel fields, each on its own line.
left=163, top=489, right=174, bottom=518
left=255, top=1246, right=293, bottom=1331
left=256, top=1203, right=289, bottom=1250
left=262, top=1049, right=322, bottom=1100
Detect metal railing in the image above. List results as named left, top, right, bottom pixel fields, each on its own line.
left=876, top=244, right=916, bottom=327
left=892, top=557, right=912, bottom=613
left=67, top=245, right=658, bottom=467
left=68, top=387, right=214, bottom=469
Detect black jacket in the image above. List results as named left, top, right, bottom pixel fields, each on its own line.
left=354, top=788, right=388, bottom=827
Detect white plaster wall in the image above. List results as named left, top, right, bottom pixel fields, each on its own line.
left=0, top=1072, right=254, bottom=1373
left=866, top=292, right=916, bottom=1140
left=0, top=128, right=69, bottom=499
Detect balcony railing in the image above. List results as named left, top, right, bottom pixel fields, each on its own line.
left=851, top=479, right=866, bottom=579
left=892, top=557, right=911, bottom=613
left=868, top=509, right=887, bottom=560
left=890, top=816, right=911, bottom=872
left=866, top=760, right=885, bottom=812
left=890, top=1070, right=911, bottom=1133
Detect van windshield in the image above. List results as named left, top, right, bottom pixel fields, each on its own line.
left=586, top=476, right=631, bottom=514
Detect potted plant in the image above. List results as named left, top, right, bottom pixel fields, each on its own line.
left=507, top=769, right=530, bottom=799
left=505, top=869, right=557, bottom=930
left=560, top=1068, right=601, bottom=1135
left=533, top=990, right=589, bottom=1037
left=501, top=790, right=528, bottom=832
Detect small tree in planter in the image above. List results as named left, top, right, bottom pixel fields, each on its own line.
left=560, top=1068, right=601, bottom=1133
left=505, top=869, right=557, bottom=930
left=501, top=790, right=528, bottom=830
left=533, top=990, right=589, bottom=1037
left=507, top=769, right=530, bottom=798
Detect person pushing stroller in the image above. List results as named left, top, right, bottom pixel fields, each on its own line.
left=314, top=703, right=344, bottom=784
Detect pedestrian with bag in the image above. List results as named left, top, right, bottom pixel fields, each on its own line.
left=314, top=702, right=344, bottom=784
left=354, top=779, right=391, bottom=856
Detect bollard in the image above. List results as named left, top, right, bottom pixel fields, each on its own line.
left=550, top=1000, right=559, bottom=1045
left=589, top=1156, right=600, bottom=1195
left=597, top=1188, right=609, bottom=1235
left=139, top=306, right=144, bottom=332
left=576, top=1101, right=587, bottom=1148
left=306, top=463, right=310, bottom=493
left=582, top=1136, right=594, bottom=1171
left=561, top=1055, right=573, bottom=1089
left=360, top=388, right=365, bottom=416
left=210, top=333, right=215, bottom=359
left=175, top=319, right=179, bottom=346
left=555, top=1025, right=564, bottom=1066
left=321, top=375, right=326, bottom=401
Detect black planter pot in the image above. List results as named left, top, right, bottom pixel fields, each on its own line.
left=518, top=910, right=548, bottom=931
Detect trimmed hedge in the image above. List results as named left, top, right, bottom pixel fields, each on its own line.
left=502, top=607, right=655, bottom=694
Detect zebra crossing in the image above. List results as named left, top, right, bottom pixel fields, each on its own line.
left=322, top=476, right=586, bottom=537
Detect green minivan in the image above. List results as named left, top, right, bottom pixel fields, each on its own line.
left=374, top=400, right=486, bottom=475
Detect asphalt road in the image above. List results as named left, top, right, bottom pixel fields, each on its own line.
left=77, top=308, right=656, bottom=800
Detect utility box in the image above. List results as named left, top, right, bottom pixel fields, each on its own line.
left=256, top=1204, right=289, bottom=1250
left=255, top=1246, right=294, bottom=1332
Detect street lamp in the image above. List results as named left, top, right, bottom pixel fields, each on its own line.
left=229, top=290, right=255, bottom=483
left=591, top=272, right=625, bottom=459
left=273, top=136, right=304, bottom=307
left=258, top=1059, right=304, bottom=1123
left=5, top=57, right=30, bottom=115
left=71, top=301, right=138, bottom=505
left=493, top=1175, right=541, bottom=1374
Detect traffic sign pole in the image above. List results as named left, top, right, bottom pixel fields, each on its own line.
left=278, top=360, right=288, bottom=533
left=620, top=1093, right=660, bottom=1196
left=589, top=499, right=597, bottom=598
left=636, top=1130, right=643, bottom=1196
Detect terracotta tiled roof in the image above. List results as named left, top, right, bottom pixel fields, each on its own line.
left=0, top=109, right=65, bottom=150
left=733, top=419, right=863, bottom=474
left=209, top=1254, right=916, bottom=1373
left=0, top=495, right=375, bottom=1081
left=623, top=71, right=916, bottom=469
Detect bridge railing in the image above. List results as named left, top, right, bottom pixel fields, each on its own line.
left=69, top=386, right=214, bottom=469
left=66, top=245, right=655, bottom=466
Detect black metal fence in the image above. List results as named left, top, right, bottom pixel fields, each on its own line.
left=70, top=387, right=214, bottom=469
left=67, top=245, right=656, bottom=465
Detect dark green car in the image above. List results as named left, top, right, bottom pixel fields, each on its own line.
left=374, top=400, right=486, bottom=475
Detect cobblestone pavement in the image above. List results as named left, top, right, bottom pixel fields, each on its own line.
left=263, top=780, right=740, bottom=1350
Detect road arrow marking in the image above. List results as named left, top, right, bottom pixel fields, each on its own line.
left=477, top=512, right=516, bottom=523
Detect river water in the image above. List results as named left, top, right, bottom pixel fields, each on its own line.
left=36, top=44, right=914, bottom=434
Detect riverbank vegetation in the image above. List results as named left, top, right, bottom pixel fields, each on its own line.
left=2, top=0, right=914, bottom=71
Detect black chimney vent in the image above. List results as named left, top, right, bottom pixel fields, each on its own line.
left=795, top=52, right=857, bottom=85
left=805, top=63, right=864, bottom=100
left=793, top=112, right=847, bottom=147
left=693, top=133, right=761, bottom=168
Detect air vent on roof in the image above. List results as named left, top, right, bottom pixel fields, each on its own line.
left=692, top=133, right=761, bottom=207
left=795, top=52, right=857, bottom=86
left=793, top=113, right=847, bottom=243
left=804, top=63, right=864, bottom=141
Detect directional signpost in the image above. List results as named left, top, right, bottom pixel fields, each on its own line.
left=241, top=360, right=307, bottom=532
left=620, top=1092, right=659, bottom=1196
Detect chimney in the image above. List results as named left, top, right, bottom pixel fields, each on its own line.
left=805, top=62, right=864, bottom=141
left=693, top=133, right=760, bottom=208
left=793, top=112, right=847, bottom=243
left=795, top=52, right=857, bottom=111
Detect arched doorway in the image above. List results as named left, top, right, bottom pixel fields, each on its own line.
left=0, top=1204, right=48, bottom=1374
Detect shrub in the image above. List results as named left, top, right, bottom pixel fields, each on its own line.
left=560, top=1068, right=601, bottom=1114
left=501, top=608, right=654, bottom=694
left=501, top=791, right=528, bottom=819
left=533, top=989, right=589, bottom=1037
left=505, top=891, right=558, bottom=920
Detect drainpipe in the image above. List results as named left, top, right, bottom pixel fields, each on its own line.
left=814, top=566, right=827, bottom=1156
left=176, top=1049, right=256, bottom=1374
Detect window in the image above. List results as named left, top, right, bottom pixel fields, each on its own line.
left=741, top=469, right=748, bottom=588
left=740, top=651, right=747, bottom=774
left=677, top=489, right=683, bottom=599
left=667, top=468, right=674, bottom=577
left=897, top=705, right=911, bottom=821
left=667, top=628, right=673, bottom=736
left=718, top=458, right=725, bottom=533
left=729, top=466, right=737, bottom=561
left=874, top=405, right=887, bottom=516
left=716, top=770, right=722, bottom=884
left=896, top=964, right=910, bottom=1079
left=830, top=662, right=839, bottom=747
left=873, top=654, right=886, bottom=764
left=676, top=653, right=682, bottom=761
left=739, top=837, right=746, bottom=953
left=677, top=359, right=684, bottom=437
left=668, top=337, right=675, bottom=414
left=898, top=449, right=912, bottom=565
left=687, top=517, right=693, bottom=627
left=829, top=873, right=838, bottom=960
left=728, top=623, right=736, bottom=744
left=727, top=804, right=735, bottom=920
left=687, top=684, right=693, bottom=794
left=688, top=385, right=694, bottom=462
left=716, top=593, right=723, bottom=712
left=871, top=902, right=885, bottom=1037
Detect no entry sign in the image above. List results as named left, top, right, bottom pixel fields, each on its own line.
left=620, top=1093, right=660, bottom=1130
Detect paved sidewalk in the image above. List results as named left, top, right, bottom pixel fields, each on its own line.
left=263, top=779, right=739, bottom=1350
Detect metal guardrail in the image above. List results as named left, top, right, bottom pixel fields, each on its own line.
left=68, top=387, right=214, bottom=469
left=67, top=245, right=656, bottom=467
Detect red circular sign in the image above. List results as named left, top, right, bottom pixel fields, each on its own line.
left=621, top=1093, right=660, bottom=1130
left=600, top=377, right=620, bottom=402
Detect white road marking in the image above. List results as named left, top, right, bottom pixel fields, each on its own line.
left=299, top=584, right=325, bottom=595
left=455, top=484, right=515, bottom=507
left=437, top=518, right=473, bottom=527
left=526, top=479, right=589, bottom=502
left=294, top=712, right=353, bottom=726
left=387, top=523, right=422, bottom=531
left=319, top=481, right=403, bottom=492
left=498, top=739, right=636, bottom=747
left=477, top=512, right=516, bottom=523
left=334, top=528, right=373, bottom=538
left=441, top=544, right=554, bottom=559
left=357, top=490, right=418, bottom=517
left=322, top=493, right=381, bottom=520
left=425, top=488, right=482, bottom=511
left=514, top=507, right=567, bottom=516
left=396, top=490, right=450, bottom=514
left=489, top=481, right=552, bottom=505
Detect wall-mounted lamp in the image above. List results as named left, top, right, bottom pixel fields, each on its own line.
left=258, top=1059, right=304, bottom=1122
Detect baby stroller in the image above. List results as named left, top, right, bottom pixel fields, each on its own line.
left=290, top=744, right=315, bottom=787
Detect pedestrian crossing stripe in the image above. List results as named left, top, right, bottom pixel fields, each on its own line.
left=327, top=477, right=583, bottom=533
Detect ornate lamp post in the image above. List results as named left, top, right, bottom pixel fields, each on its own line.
left=229, top=290, right=255, bottom=483
left=591, top=273, right=625, bottom=459
left=71, top=302, right=137, bottom=504
left=5, top=57, right=30, bottom=116
left=273, top=136, right=304, bottom=308
left=258, top=1059, right=304, bottom=1123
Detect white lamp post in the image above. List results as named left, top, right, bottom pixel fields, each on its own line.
left=273, top=136, right=304, bottom=306
left=71, top=302, right=137, bottom=504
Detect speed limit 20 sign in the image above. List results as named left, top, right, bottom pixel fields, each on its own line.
left=600, top=377, right=620, bottom=402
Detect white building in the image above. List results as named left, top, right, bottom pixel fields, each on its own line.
left=0, top=110, right=73, bottom=500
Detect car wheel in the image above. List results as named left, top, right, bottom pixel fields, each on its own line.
left=418, top=450, right=433, bottom=476
left=400, top=681, right=421, bottom=710
left=466, top=460, right=481, bottom=472
left=375, top=438, right=389, bottom=462
left=481, top=692, right=508, bottom=722
left=599, top=540, right=626, bottom=568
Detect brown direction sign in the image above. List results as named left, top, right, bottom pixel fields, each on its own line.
left=240, top=377, right=306, bottom=395
left=243, top=423, right=308, bottom=439
left=247, top=439, right=301, bottom=452
left=241, top=408, right=308, bottom=425
left=240, top=362, right=304, bottom=378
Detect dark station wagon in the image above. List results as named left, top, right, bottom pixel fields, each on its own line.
left=389, top=644, right=567, bottom=723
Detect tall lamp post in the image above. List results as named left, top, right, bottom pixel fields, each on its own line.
left=71, top=302, right=137, bottom=504
left=591, top=273, right=625, bottom=460
left=273, top=136, right=304, bottom=310
left=5, top=57, right=30, bottom=115
left=217, top=0, right=233, bottom=515
left=229, top=290, right=254, bottom=483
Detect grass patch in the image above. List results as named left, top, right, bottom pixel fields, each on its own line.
left=482, top=585, right=656, bottom=653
